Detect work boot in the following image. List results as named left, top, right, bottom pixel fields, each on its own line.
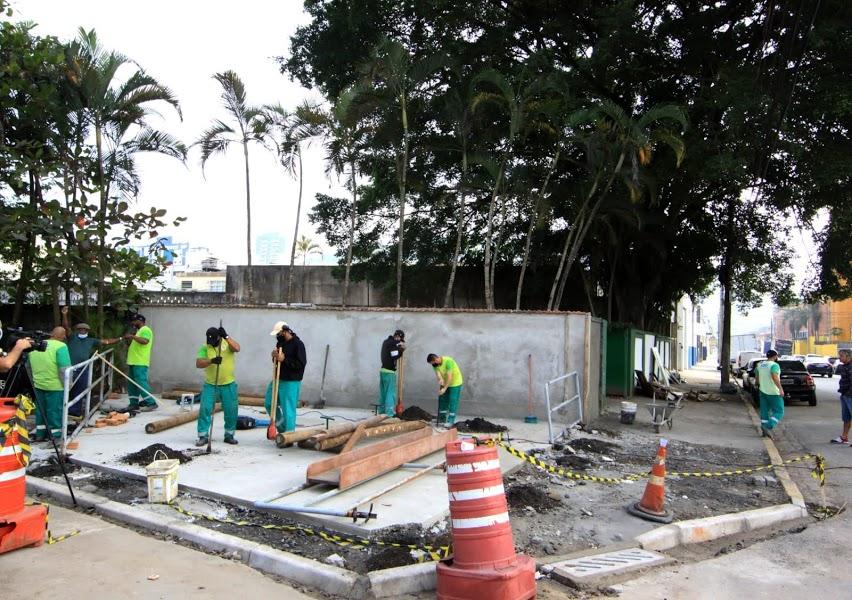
left=195, top=436, right=209, bottom=447
left=138, top=403, right=158, bottom=412
left=224, top=435, right=238, bottom=445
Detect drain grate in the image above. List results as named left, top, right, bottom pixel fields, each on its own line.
left=550, top=547, right=670, bottom=585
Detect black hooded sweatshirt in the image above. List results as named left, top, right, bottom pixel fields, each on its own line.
left=380, top=336, right=404, bottom=371
left=275, top=334, right=307, bottom=381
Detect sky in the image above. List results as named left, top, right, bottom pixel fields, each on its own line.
left=13, top=1, right=816, bottom=334
left=17, top=0, right=342, bottom=266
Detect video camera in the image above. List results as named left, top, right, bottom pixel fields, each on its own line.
left=0, top=320, right=49, bottom=353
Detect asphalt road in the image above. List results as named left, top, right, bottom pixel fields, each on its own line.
left=618, top=370, right=852, bottom=600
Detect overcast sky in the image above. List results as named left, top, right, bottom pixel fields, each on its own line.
left=18, top=0, right=342, bottom=266
left=16, top=1, right=809, bottom=335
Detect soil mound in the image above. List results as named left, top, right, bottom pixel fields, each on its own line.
left=122, top=443, right=192, bottom=465
left=555, top=454, right=593, bottom=470
left=505, top=484, right=560, bottom=513
left=398, top=406, right=434, bottom=421
left=454, top=417, right=508, bottom=433
left=28, top=457, right=78, bottom=478
left=567, top=437, right=620, bottom=454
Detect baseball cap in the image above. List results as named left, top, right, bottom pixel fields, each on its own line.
left=269, top=320, right=290, bottom=335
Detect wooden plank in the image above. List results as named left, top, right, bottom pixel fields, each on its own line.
left=340, top=422, right=368, bottom=454
left=304, top=415, right=388, bottom=444
left=307, top=427, right=432, bottom=484
left=337, top=428, right=456, bottom=490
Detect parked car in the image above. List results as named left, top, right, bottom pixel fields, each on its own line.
left=735, top=350, right=763, bottom=376
left=741, top=357, right=764, bottom=391
left=745, top=359, right=816, bottom=406
left=804, top=355, right=834, bottom=378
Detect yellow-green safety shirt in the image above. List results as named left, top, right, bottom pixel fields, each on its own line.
left=28, top=339, right=71, bottom=391
left=433, top=356, right=463, bottom=388
left=197, top=340, right=236, bottom=385
left=127, top=325, right=153, bottom=366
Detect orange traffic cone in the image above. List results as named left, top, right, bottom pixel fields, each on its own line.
left=627, top=438, right=673, bottom=523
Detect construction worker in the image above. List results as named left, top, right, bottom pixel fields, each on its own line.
left=427, top=353, right=464, bottom=426
left=61, top=306, right=119, bottom=416
left=378, top=329, right=405, bottom=416
left=195, top=325, right=241, bottom=446
left=265, top=321, right=307, bottom=433
left=755, top=349, right=785, bottom=438
left=27, top=327, right=70, bottom=441
left=124, top=314, right=157, bottom=412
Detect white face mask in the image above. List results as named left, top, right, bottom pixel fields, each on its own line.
left=77, top=333, right=89, bottom=339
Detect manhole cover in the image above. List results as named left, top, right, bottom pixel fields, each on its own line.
left=551, top=547, right=670, bottom=585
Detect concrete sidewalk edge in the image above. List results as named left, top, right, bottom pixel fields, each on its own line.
left=26, top=477, right=439, bottom=599
left=635, top=503, right=808, bottom=551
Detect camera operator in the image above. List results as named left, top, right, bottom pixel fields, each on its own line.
left=28, top=327, right=71, bottom=441
left=0, top=338, right=33, bottom=372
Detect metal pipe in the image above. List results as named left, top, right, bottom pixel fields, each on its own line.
left=261, top=482, right=314, bottom=503
left=253, top=500, right=376, bottom=520
left=304, top=486, right=345, bottom=507
left=346, top=459, right=446, bottom=513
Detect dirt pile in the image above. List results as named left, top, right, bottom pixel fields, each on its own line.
left=398, top=405, right=434, bottom=421
left=555, top=454, right=593, bottom=470
left=454, top=417, right=508, bottom=433
left=567, top=437, right=620, bottom=454
left=505, top=483, right=560, bottom=513
left=122, top=443, right=192, bottom=466
left=28, top=457, right=78, bottom=478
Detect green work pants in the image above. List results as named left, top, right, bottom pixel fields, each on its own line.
left=438, top=385, right=463, bottom=426
left=197, top=382, right=239, bottom=439
left=265, top=380, right=300, bottom=433
left=33, top=388, right=64, bottom=440
left=128, top=365, right=156, bottom=407
left=759, top=392, right=784, bottom=430
left=378, top=370, right=397, bottom=416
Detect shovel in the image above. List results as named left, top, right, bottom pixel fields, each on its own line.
left=267, top=360, right=280, bottom=440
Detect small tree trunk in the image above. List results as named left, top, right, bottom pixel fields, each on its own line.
left=443, top=146, right=467, bottom=308
left=243, top=141, right=254, bottom=302
left=95, top=123, right=106, bottom=337
left=342, top=157, right=357, bottom=307
left=286, top=147, right=303, bottom=305
left=483, top=160, right=506, bottom=310
left=606, top=252, right=619, bottom=322
left=719, top=197, right=737, bottom=392
left=395, top=94, right=409, bottom=308
left=12, top=171, right=39, bottom=326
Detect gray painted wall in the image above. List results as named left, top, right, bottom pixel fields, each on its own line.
left=138, top=306, right=601, bottom=421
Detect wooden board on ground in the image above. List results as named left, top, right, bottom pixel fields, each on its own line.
left=306, top=427, right=457, bottom=490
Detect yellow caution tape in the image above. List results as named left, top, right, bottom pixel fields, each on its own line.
left=496, top=440, right=636, bottom=484
left=0, top=394, right=35, bottom=467
left=171, top=504, right=451, bottom=562
left=41, top=503, right=81, bottom=545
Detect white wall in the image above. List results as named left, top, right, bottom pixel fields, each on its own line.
left=139, top=306, right=600, bottom=420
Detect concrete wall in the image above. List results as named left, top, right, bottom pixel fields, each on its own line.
left=227, top=265, right=382, bottom=306
left=138, top=305, right=601, bottom=421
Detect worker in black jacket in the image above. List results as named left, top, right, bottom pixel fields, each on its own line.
left=265, top=321, right=307, bottom=432
left=378, top=330, right=406, bottom=416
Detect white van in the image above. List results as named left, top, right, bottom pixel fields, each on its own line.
left=735, top=350, right=763, bottom=375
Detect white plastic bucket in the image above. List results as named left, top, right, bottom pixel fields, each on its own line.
left=620, top=401, right=638, bottom=425
left=145, top=450, right=179, bottom=503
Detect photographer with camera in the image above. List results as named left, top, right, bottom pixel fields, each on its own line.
left=0, top=337, right=33, bottom=372
left=28, top=327, right=71, bottom=441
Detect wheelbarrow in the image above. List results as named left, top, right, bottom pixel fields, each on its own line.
left=646, top=391, right=683, bottom=433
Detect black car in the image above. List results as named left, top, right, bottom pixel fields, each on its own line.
left=805, top=356, right=834, bottom=378
left=747, top=360, right=816, bottom=406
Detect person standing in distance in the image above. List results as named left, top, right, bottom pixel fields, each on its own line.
left=265, top=321, right=307, bottom=433
left=124, top=314, right=157, bottom=412
left=830, top=348, right=852, bottom=445
left=61, top=306, right=119, bottom=417
left=27, top=327, right=70, bottom=441
left=195, top=325, right=241, bottom=446
left=378, top=329, right=406, bottom=416
left=426, top=353, right=464, bottom=426
left=755, top=349, right=785, bottom=438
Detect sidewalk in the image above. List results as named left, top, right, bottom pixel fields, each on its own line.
left=4, top=500, right=312, bottom=599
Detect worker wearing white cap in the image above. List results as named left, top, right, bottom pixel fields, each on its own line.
left=61, top=306, right=119, bottom=416
left=265, top=321, right=307, bottom=432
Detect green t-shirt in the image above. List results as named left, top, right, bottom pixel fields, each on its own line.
left=28, top=339, right=71, bottom=391
left=756, top=360, right=781, bottom=395
left=67, top=335, right=101, bottom=365
left=196, top=340, right=236, bottom=385
left=127, top=325, right=153, bottom=366
left=433, top=356, right=463, bottom=388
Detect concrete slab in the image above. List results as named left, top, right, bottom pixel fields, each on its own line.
left=64, top=396, right=525, bottom=535
left=549, top=547, right=672, bottom=589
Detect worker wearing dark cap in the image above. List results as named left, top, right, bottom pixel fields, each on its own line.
left=195, top=325, right=241, bottom=445
left=124, top=314, right=157, bottom=411
left=61, top=306, right=119, bottom=417
left=378, top=330, right=406, bottom=416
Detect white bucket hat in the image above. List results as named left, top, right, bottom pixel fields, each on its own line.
left=269, top=320, right=290, bottom=335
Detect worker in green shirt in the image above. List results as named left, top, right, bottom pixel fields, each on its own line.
left=427, top=354, right=464, bottom=426
left=28, top=327, right=71, bottom=441
left=124, top=314, right=157, bottom=412
left=195, top=326, right=241, bottom=446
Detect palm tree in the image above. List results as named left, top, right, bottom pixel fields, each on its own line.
left=288, top=89, right=367, bottom=306
left=196, top=70, right=265, bottom=301
left=72, top=28, right=184, bottom=333
left=295, top=235, right=322, bottom=265
left=361, top=38, right=444, bottom=307
left=548, top=100, right=686, bottom=310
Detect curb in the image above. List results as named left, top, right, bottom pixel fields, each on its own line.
left=635, top=503, right=808, bottom=551
left=26, top=477, right=438, bottom=599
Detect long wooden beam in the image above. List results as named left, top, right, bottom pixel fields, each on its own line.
left=306, top=428, right=457, bottom=490
left=307, top=420, right=427, bottom=451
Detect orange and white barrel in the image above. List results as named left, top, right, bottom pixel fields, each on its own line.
left=445, top=438, right=518, bottom=570
left=0, top=399, right=26, bottom=515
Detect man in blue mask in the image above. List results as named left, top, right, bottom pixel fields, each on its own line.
left=61, top=306, right=119, bottom=417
